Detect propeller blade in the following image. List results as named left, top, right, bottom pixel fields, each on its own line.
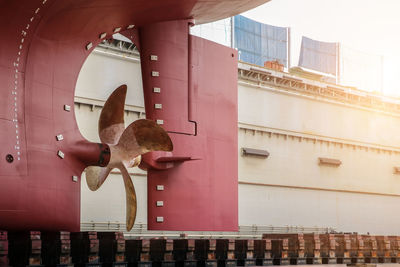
left=99, top=84, right=127, bottom=145
left=119, top=165, right=137, bottom=231
left=85, top=166, right=112, bottom=191
left=118, top=119, right=173, bottom=156
left=88, top=85, right=173, bottom=231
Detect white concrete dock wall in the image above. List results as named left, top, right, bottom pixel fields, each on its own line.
left=76, top=48, right=400, bottom=235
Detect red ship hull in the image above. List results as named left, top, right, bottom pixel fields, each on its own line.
left=0, top=0, right=268, bottom=231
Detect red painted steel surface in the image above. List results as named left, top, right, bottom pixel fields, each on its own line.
left=139, top=20, right=196, bottom=136
left=140, top=21, right=238, bottom=230
left=0, top=0, right=252, bottom=231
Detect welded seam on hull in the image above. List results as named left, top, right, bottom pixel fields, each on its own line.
left=11, top=0, right=47, bottom=161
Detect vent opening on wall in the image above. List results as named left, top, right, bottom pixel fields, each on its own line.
left=318, top=157, right=341, bottom=167
left=393, top=167, right=400, bottom=174
left=241, top=147, right=269, bottom=158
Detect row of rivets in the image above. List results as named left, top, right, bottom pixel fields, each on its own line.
left=59, top=105, right=78, bottom=183
left=57, top=150, right=65, bottom=159
left=10, top=1, right=47, bottom=161
left=150, top=55, right=164, bottom=127
left=151, top=55, right=164, bottom=223
left=85, top=24, right=135, bottom=51
left=16, top=2, right=77, bottom=182
left=156, top=185, right=164, bottom=222
left=86, top=42, right=93, bottom=50
left=57, top=106, right=69, bottom=158
left=156, top=185, right=164, bottom=191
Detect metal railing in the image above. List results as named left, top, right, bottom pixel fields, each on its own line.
left=81, top=222, right=335, bottom=239
left=238, top=62, right=400, bottom=115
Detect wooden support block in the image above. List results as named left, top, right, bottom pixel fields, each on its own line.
left=214, top=239, right=227, bottom=261
left=264, top=239, right=271, bottom=251
left=41, top=231, right=72, bottom=266
left=207, top=239, right=216, bottom=260
left=172, top=239, right=196, bottom=267
left=8, top=231, right=43, bottom=266
left=329, top=234, right=336, bottom=250
left=194, top=240, right=208, bottom=262
left=358, top=235, right=365, bottom=250
left=371, top=237, right=377, bottom=250
left=253, top=239, right=265, bottom=261
left=172, top=239, right=186, bottom=262
left=263, top=238, right=272, bottom=261
left=29, top=231, right=41, bottom=266
left=282, top=238, right=289, bottom=251
left=246, top=239, right=256, bottom=265
left=313, top=234, right=320, bottom=250
left=213, top=239, right=236, bottom=267
left=234, top=239, right=245, bottom=260
left=164, top=239, right=174, bottom=261
left=384, top=236, right=391, bottom=250
left=71, top=231, right=100, bottom=265
left=18, top=233, right=400, bottom=267
left=206, top=240, right=217, bottom=267
left=298, top=234, right=305, bottom=258
left=140, top=239, right=151, bottom=263
left=98, top=232, right=126, bottom=265
left=227, top=239, right=236, bottom=260
left=187, top=239, right=195, bottom=261
left=357, top=235, right=365, bottom=261
left=345, top=234, right=351, bottom=250
left=0, top=231, right=8, bottom=266
left=226, top=240, right=237, bottom=266
left=148, top=238, right=174, bottom=267
left=396, top=236, right=400, bottom=255
left=125, top=239, right=142, bottom=265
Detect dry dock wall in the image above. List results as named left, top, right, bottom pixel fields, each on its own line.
left=76, top=48, right=400, bottom=235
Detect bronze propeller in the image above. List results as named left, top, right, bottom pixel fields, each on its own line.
left=85, top=85, right=173, bottom=231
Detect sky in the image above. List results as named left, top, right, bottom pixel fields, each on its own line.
left=241, top=0, right=400, bottom=96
